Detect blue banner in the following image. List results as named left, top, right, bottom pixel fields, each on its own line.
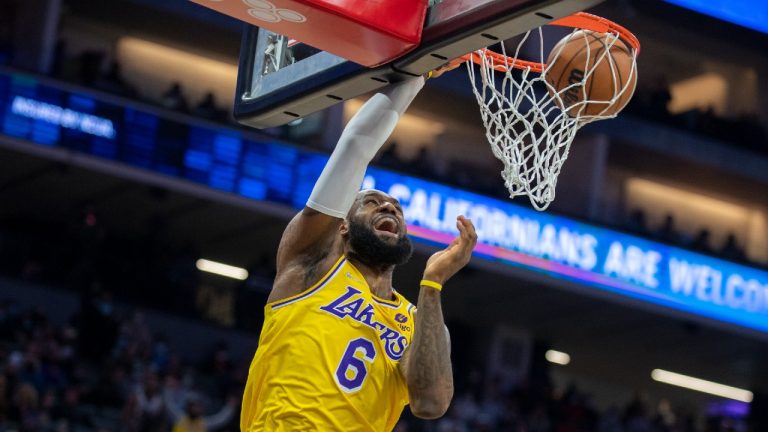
left=665, top=0, right=768, bottom=34
left=361, top=169, right=768, bottom=333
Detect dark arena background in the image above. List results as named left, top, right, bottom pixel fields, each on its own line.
left=1, top=0, right=768, bottom=431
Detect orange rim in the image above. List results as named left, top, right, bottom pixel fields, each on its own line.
left=454, top=12, right=641, bottom=74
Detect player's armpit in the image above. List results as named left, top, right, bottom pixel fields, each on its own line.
left=267, top=207, right=344, bottom=304
left=276, top=206, right=341, bottom=273
left=267, top=207, right=342, bottom=303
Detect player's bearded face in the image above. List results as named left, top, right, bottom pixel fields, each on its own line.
left=347, top=215, right=413, bottom=267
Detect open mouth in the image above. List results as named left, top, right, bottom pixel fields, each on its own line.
left=374, top=217, right=399, bottom=237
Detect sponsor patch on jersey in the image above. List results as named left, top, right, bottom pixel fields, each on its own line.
left=394, top=313, right=408, bottom=323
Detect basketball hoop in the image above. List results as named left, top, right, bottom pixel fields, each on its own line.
left=457, top=12, right=640, bottom=211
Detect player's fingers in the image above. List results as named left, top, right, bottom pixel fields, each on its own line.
left=455, top=218, right=465, bottom=235
left=454, top=219, right=471, bottom=249
left=430, top=59, right=463, bottom=79
left=456, top=216, right=477, bottom=249
left=458, top=216, right=477, bottom=241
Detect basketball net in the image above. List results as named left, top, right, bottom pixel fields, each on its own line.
left=464, top=13, right=639, bottom=211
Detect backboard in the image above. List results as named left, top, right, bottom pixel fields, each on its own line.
left=234, top=0, right=605, bottom=128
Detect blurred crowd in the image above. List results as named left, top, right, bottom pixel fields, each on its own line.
left=623, top=211, right=749, bottom=264
left=624, top=77, right=768, bottom=156
left=0, top=293, right=747, bottom=432
left=41, top=43, right=768, bottom=157
left=48, top=44, right=229, bottom=124
left=0, top=294, right=243, bottom=432
left=1, top=25, right=767, bottom=207
left=398, top=383, right=708, bottom=432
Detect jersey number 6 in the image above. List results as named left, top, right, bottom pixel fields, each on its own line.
left=335, top=337, right=376, bottom=392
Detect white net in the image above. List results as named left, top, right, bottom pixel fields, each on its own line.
left=466, top=26, right=638, bottom=211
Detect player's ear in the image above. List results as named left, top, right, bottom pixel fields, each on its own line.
left=339, top=219, right=349, bottom=237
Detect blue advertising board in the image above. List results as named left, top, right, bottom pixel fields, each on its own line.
left=362, top=170, right=768, bottom=333
left=665, top=0, right=768, bottom=34
left=2, top=69, right=767, bottom=333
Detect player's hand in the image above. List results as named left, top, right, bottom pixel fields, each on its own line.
left=428, top=59, right=464, bottom=79
left=422, top=216, right=477, bottom=286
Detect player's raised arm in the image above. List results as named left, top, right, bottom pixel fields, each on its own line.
left=270, top=77, right=425, bottom=302
left=399, top=215, right=477, bottom=418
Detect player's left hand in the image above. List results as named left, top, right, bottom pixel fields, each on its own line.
left=422, top=216, right=477, bottom=286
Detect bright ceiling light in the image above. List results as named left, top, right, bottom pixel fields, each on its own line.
left=651, top=369, right=753, bottom=403
left=545, top=349, right=571, bottom=365
left=196, top=259, right=249, bottom=281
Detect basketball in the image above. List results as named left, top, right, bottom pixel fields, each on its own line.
left=544, top=30, right=637, bottom=117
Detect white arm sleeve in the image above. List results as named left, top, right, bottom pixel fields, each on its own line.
left=306, top=76, right=425, bottom=218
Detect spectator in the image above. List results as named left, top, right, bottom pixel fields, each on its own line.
left=193, top=93, right=225, bottom=121
left=116, top=310, right=153, bottom=359
left=624, top=392, right=656, bottom=432
left=408, top=146, right=434, bottom=177
left=207, top=343, right=234, bottom=400
left=150, top=336, right=172, bottom=374
left=655, top=399, right=676, bottom=431
left=94, top=60, right=137, bottom=98
left=161, top=83, right=189, bottom=113
left=10, top=383, right=47, bottom=432
left=528, top=403, right=552, bottom=432
left=691, top=229, right=712, bottom=254
left=169, top=394, right=237, bottom=432
left=436, top=404, right=470, bottom=432
left=132, top=371, right=169, bottom=432
left=627, top=209, right=650, bottom=236
left=453, top=390, right=479, bottom=425
left=122, top=389, right=144, bottom=432
left=77, top=286, right=119, bottom=360
left=92, top=364, right=132, bottom=408
left=49, top=387, right=95, bottom=430
left=648, top=76, right=672, bottom=120
left=0, top=375, right=9, bottom=426
left=655, top=215, right=678, bottom=244
left=720, top=234, right=745, bottom=262
left=598, top=406, right=623, bottom=432
left=78, top=50, right=105, bottom=86
left=378, top=142, right=403, bottom=169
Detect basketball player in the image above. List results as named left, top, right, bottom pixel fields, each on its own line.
left=241, top=70, right=476, bottom=431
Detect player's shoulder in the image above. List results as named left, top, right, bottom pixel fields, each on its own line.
left=268, top=249, right=346, bottom=304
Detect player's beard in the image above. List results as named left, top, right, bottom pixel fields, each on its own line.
left=347, top=218, right=413, bottom=268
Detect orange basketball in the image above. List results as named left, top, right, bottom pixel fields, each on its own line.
left=544, top=30, right=637, bottom=117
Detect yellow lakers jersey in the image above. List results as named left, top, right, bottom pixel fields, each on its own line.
left=241, top=255, right=416, bottom=432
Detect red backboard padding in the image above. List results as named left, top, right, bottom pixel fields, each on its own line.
left=190, top=0, right=428, bottom=67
